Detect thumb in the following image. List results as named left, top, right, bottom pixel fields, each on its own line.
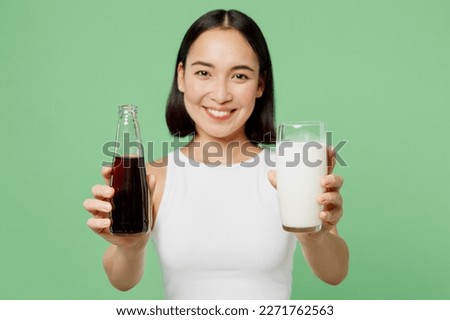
left=267, top=170, right=277, bottom=189
left=146, top=173, right=157, bottom=197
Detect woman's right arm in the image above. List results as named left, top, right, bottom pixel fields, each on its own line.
left=102, top=236, right=148, bottom=291
left=83, top=166, right=156, bottom=291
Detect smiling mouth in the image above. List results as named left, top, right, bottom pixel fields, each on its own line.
left=204, top=107, right=236, bottom=119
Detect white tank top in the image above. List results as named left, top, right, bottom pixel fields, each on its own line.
left=151, top=148, right=297, bottom=299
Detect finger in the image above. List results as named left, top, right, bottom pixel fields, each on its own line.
left=317, top=191, right=343, bottom=207
left=87, top=217, right=111, bottom=235
left=321, top=174, right=344, bottom=190
left=267, top=170, right=277, bottom=189
left=91, top=184, right=114, bottom=200
left=101, top=166, right=113, bottom=185
left=320, top=207, right=343, bottom=226
left=327, top=147, right=336, bottom=174
left=146, top=173, right=157, bottom=197
left=83, top=198, right=112, bottom=217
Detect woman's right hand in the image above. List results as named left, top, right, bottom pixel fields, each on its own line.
left=83, top=166, right=155, bottom=250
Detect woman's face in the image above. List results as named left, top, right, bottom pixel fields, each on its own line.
left=177, top=28, right=264, bottom=142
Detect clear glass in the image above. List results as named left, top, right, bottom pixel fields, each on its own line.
left=109, top=105, right=150, bottom=236
left=276, top=122, right=327, bottom=233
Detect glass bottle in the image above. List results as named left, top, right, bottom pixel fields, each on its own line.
left=110, top=104, right=150, bottom=236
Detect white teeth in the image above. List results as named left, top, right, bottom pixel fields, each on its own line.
left=207, top=108, right=230, bottom=118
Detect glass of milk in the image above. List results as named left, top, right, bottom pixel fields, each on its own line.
left=276, top=122, right=327, bottom=233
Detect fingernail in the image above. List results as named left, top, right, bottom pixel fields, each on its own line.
left=104, top=188, right=113, bottom=197
left=101, top=219, right=110, bottom=228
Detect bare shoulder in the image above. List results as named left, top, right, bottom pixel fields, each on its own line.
left=147, top=156, right=168, bottom=177
left=146, top=156, right=168, bottom=223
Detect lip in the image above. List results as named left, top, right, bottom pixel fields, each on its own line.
left=203, top=106, right=236, bottom=121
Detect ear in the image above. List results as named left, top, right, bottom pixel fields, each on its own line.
left=256, top=74, right=265, bottom=98
left=177, top=62, right=185, bottom=93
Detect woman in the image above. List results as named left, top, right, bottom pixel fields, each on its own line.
left=83, top=9, right=348, bottom=299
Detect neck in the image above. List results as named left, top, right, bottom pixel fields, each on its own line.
left=182, top=133, right=262, bottom=165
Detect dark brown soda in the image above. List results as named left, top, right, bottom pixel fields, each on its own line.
left=110, top=156, right=149, bottom=235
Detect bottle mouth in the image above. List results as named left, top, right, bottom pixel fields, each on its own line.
left=118, top=104, right=138, bottom=114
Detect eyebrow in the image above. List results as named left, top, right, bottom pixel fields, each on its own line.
left=191, top=60, right=255, bottom=72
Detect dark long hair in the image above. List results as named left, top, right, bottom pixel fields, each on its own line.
left=165, top=9, right=275, bottom=144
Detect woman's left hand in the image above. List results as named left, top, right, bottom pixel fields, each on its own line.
left=316, top=147, right=344, bottom=233
left=268, top=147, right=344, bottom=235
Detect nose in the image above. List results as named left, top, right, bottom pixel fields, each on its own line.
left=210, top=78, right=232, bottom=104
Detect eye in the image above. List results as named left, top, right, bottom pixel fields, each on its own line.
left=233, top=73, right=249, bottom=81
left=195, top=70, right=210, bottom=78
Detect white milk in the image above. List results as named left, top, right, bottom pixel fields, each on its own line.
left=276, top=141, right=327, bottom=232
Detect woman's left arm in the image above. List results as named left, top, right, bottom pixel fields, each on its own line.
left=296, top=148, right=349, bottom=285
left=296, top=222, right=349, bottom=285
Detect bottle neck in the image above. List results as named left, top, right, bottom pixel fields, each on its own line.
left=115, top=104, right=144, bottom=158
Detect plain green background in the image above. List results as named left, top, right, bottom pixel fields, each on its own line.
left=1, top=0, right=449, bottom=299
